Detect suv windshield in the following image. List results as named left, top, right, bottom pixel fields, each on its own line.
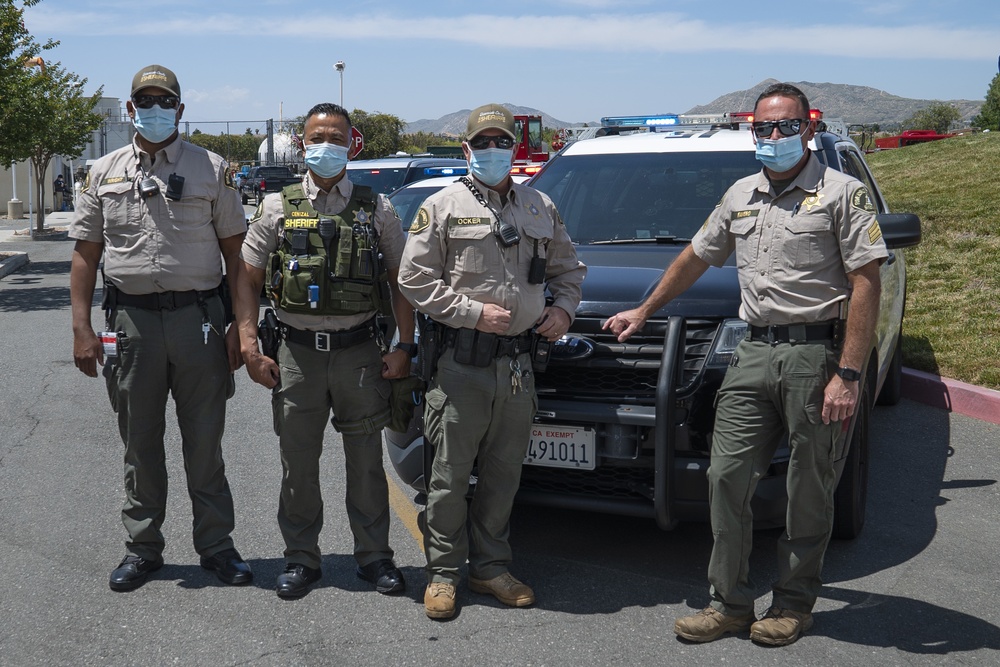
left=531, top=151, right=761, bottom=244
left=347, top=167, right=409, bottom=194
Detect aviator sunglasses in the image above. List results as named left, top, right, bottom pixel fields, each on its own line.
left=751, top=118, right=807, bottom=138
left=132, top=94, right=180, bottom=110
left=468, top=134, right=515, bottom=150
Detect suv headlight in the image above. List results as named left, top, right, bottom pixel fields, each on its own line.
left=705, top=319, right=748, bottom=368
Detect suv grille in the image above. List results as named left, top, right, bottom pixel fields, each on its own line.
left=537, top=317, right=720, bottom=402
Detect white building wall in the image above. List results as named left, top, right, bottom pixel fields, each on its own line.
left=1, top=96, right=130, bottom=215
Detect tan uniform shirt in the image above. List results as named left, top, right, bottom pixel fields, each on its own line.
left=241, top=172, right=406, bottom=332
left=398, top=179, right=586, bottom=335
left=69, top=136, right=245, bottom=294
left=692, top=153, right=888, bottom=326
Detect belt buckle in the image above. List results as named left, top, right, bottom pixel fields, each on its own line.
left=759, top=326, right=775, bottom=345
left=315, top=332, right=331, bottom=352
left=158, top=292, right=176, bottom=310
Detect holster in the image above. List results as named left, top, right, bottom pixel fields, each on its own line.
left=416, top=314, right=443, bottom=382
left=388, top=375, right=425, bottom=433
left=258, top=308, right=281, bottom=362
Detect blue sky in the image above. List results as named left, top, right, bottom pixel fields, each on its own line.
left=23, top=0, right=1000, bottom=127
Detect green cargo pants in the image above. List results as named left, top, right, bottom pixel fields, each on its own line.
left=706, top=338, right=841, bottom=615
left=104, top=297, right=236, bottom=561
left=272, top=336, right=394, bottom=571
left=423, top=351, right=536, bottom=586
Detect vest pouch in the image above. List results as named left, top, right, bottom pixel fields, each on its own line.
left=279, top=254, right=326, bottom=314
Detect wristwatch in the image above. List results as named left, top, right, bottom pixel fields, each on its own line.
left=836, top=366, right=862, bottom=382
left=394, top=342, right=418, bottom=358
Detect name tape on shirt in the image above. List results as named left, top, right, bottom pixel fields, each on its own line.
left=730, top=209, right=760, bottom=221
left=101, top=176, right=128, bottom=186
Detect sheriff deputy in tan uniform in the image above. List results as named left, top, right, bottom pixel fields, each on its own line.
left=70, top=64, right=251, bottom=592
left=606, top=83, right=888, bottom=647
left=398, top=103, right=586, bottom=620
left=234, top=102, right=415, bottom=599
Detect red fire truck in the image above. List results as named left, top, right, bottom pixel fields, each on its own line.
left=510, top=114, right=550, bottom=177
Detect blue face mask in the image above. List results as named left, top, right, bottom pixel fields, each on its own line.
left=469, top=147, right=513, bottom=187
left=304, top=142, right=349, bottom=179
left=132, top=106, right=178, bottom=144
left=755, top=133, right=805, bottom=173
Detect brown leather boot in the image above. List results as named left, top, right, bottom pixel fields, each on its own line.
left=424, top=582, right=457, bottom=619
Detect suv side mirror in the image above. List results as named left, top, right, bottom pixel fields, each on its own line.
left=876, top=212, right=921, bottom=249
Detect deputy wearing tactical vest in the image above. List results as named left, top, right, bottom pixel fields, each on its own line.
left=235, top=102, right=415, bottom=599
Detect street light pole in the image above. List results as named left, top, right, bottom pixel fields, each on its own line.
left=334, top=61, right=345, bottom=107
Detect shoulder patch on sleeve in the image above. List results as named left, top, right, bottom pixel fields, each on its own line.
left=409, top=207, right=430, bottom=234
left=852, top=186, right=875, bottom=212
left=867, top=220, right=883, bottom=245
left=249, top=202, right=264, bottom=224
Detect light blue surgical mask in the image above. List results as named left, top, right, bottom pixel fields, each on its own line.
left=469, top=147, right=513, bottom=187
left=132, top=106, right=178, bottom=144
left=305, top=142, right=349, bottom=179
left=755, top=133, right=805, bottom=173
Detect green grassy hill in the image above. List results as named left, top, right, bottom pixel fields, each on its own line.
left=866, top=132, right=1000, bottom=390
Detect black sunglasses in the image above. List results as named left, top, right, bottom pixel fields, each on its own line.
left=468, top=134, right=515, bottom=150
left=751, top=118, right=806, bottom=138
left=132, top=94, right=180, bottom=110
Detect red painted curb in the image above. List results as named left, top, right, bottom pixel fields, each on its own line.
left=902, top=367, right=1000, bottom=426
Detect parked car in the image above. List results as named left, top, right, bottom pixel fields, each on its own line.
left=347, top=156, right=468, bottom=195
left=385, top=117, right=921, bottom=539
left=240, top=165, right=300, bottom=205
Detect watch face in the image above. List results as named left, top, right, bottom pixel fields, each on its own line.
left=838, top=367, right=861, bottom=381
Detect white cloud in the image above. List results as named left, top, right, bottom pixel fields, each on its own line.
left=25, top=7, right=998, bottom=62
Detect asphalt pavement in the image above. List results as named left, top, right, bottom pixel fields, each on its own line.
left=2, top=213, right=999, bottom=666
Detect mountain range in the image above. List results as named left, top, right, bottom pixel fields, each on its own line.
left=403, top=80, right=983, bottom=134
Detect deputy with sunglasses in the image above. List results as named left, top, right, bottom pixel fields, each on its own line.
left=70, top=64, right=251, bottom=592
left=399, top=103, right=586, bottom=619
left=606, top=83, right=887, bottom=646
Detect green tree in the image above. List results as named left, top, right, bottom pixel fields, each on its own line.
left=971, top=73, right=1000, bottom=131
left=0, top=0, right=56, bottom=164
left=20, top=62, right=103, bottom=233
left=349, top=109, right=405, bottom=159
left=187, top=132, right=262, bottom=164
left=902, top=102, right=962, bottom=134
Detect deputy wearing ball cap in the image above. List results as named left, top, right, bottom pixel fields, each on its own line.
left=69, top=64, right=251, bottom=592
left=399, top=103, right=586, bottom=619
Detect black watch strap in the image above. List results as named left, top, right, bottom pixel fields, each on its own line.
left=836, top=366, right=862, bottom=382
left=394, top=342, right=418, bottom=358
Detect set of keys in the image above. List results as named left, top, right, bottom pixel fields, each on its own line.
left=202, top=317, right=220, bottom=344
left=510, top=358, right=530, bottom=394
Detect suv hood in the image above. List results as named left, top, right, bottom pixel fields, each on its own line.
left=574, top=245, right=740, bottom=319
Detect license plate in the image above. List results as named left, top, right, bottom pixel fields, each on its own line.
left=525, top=425, right=596, bottom=470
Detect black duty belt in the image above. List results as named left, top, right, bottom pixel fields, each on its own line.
left=112, top=287, right=219, bottom=311
left=746, top=320, right=839, bottom=344
left=443, top=327, right=534, bottom=359
left=282, top=319, right=377, bottom=352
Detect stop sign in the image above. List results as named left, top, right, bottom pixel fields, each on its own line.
left=349, top=127, right=364, bottom=159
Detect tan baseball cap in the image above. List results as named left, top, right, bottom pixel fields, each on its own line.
left=131, top=64, right=181, bottom=98
left=466, top=103, right=516, bottom=140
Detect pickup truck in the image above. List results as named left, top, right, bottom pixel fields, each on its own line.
left=240, top=166, right=300, bottom=205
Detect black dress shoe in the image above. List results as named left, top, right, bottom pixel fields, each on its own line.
left=200, top=548, right=253, bottom=585
left=109, top=555, right=163, bottom=592
left=276, top=563, right=322, bottom=599
left=356, top=559, right=405, bottom=595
